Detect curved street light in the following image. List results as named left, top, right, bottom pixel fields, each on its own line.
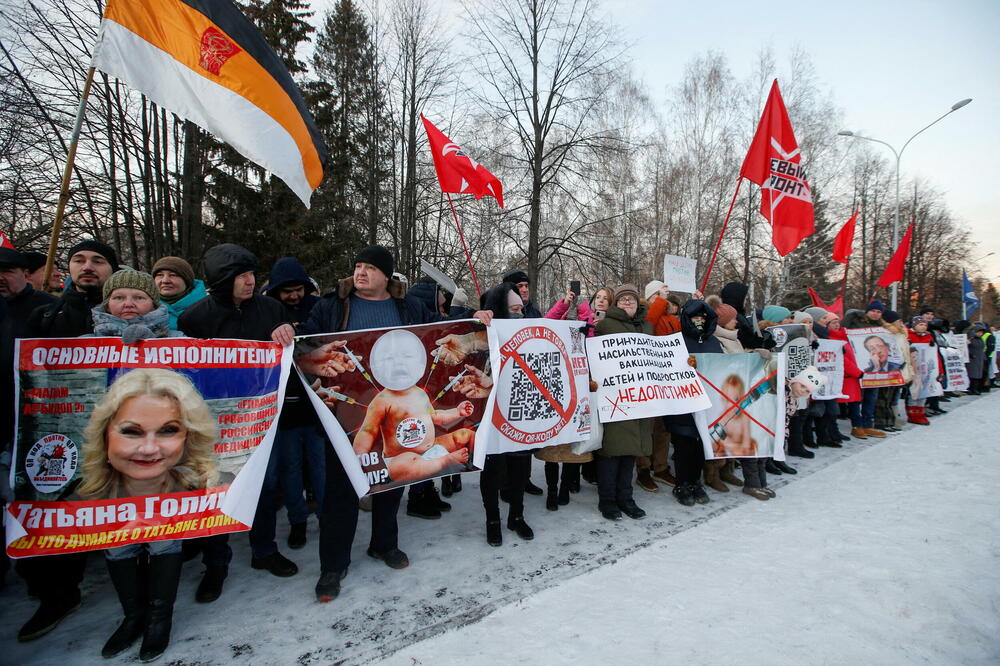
left=837, top=98, right=973, bottom=310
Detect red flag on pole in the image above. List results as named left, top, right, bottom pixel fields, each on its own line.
left=740, top=80, right=814, bottom=257
left=0, top=229, right=13, bottom=249
left=807, top=286, right=844, bottom=318
left=421, top=115, right=503, bottom=208
left=877, top=222, right=914, bottom=288
left=832, top=210, right=858, bottom=264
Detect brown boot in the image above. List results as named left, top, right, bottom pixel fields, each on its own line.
left=851, top=427, right=869, bottom=439
left=703, top=460, right=729, bottom=492
left=864, top=428, right=887, bottom=438
left=719, top=460, right=744, bottom=486
left=635, top=468, right=659, bottom=493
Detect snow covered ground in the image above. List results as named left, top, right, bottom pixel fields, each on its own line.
left=4, top=392, right=999, bottom=665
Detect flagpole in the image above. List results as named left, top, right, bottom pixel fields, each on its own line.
left=446, top=193, right=482, bottom=298
left=962, top=269, right=967, bottom=320
left=699, top=178, right=743, bottom=293
left=840, top=257, right=850, bottom=306
left=44, top=66, right=97, bottom=287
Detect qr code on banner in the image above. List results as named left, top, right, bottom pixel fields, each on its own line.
left=787, top=343, right=811, bottom=378
left=508, top=352, right=564, bottom=422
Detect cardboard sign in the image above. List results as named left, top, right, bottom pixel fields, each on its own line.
left=662, top=254, right=697, bottom=293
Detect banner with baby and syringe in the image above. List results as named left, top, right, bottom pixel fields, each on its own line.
left=294, top=320, right=490, bottom=497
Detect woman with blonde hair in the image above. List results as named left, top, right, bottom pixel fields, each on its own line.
left=79, top=368, right=218, bottom=662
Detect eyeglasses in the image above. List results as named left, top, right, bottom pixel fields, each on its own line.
left=618, top=296, right=637, bottom=304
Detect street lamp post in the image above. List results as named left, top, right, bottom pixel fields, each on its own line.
left=838, top=98, right=972, bottom=311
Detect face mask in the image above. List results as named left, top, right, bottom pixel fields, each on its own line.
left=509, top=312, right=523, bottom=319
left=691, top=317, right=705, bottom=331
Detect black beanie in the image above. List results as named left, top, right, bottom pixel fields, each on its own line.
left=354, top=245, right=394, bottom=279
left=502, top=269, right=529, bottom=285
left=67, top=240, right=119, bottom=271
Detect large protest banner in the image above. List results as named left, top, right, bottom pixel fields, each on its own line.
left=6, top=338, right=290, bottom=558
left=586, top=331, right=710, bottom=423
left=693, top=352, right=786, bottom=460
left=909, top=342, right=943, bottom=399
left=941, top=347, right=970, bottom=392
left=764, top=324, right=811, bottom=377
left=812, top=338, right=846, bottom=400
left=295, top=321, right=489, bottom=497
left=477, top=319, right=591, bottom=455
left=846, top=326, right=906, bottom=388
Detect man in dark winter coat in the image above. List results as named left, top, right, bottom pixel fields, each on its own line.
left=264, top=257, right=326, bottom=550
left=26, top=240, right=118, bottom=338
left=664, top=300, right=722, bottom=507
left=15, top=241, right=116, bottom=642
left=502, top=269, right=542, bottom=319
left=720, top=282, right=764, bottom=350
left=179, top=243, right=295, bottom=602
left=278, top=246, right=491, bottom=602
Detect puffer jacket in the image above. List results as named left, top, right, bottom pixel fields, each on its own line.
left=664, top=300, right=722, bottom=437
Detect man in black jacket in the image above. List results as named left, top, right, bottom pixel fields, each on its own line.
left=13, top=241, right=117, bottom=642
left=272, top=245, right=492, bottom=602
left=179, top=243, right=295, bottom=602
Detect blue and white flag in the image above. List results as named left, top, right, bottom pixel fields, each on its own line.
left=963, top=270, right=980, bottom=317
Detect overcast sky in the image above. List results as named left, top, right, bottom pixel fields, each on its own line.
left=309, top=0, right=1000, bottom=283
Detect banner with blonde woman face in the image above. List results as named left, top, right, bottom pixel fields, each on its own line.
left=5, top=337, right=290, bottom=558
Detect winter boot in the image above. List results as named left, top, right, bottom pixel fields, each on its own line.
left=764, top=458, right=784, bottom=475
left=850, top=427, right=869, bottom=440
left=557, top=484, right=571, bottom=506
left=139, top=552, right=183, bottom=662
left=635, top=468, right=659, bottom=492
left=772, top=460, right=797, bottom=475
left=907, top=405, right=930, bottom=425
left=703, top=461, right=728, bottom=492
left=546, top=489, right=559, bottom=511
left=441, top=476, right=454, bottom=497
left=426, top=484, right=451, bottom=512
left=788, top=439, right=816, bottom=459
left=102, top=556, right=146, bottom=658
left=719, top=460, right=744, bottom=487
left=406, top=487, right=442, bottom=520
left=864, top=428, right=887, bottom=438
left=672, top=482, right=695, bottom=507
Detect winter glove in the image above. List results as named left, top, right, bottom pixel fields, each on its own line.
left=122, top=324, right=156, bottom=344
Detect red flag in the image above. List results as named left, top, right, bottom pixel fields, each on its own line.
left=0, top=229, right=13, bottom=249
left=740, top=80, right=814, bottom=257
left=421, top=115, right=503, bottom=208
left=807, top=286, right=844, bottom=318
left=877, top=222, right=914, bottom=288
left=832, top=210, right=857, bottom=264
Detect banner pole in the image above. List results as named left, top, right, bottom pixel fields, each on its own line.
left=699, top=178, right=743, bottom=294
left=44, top=66, right=97, bottom=287
left=840, top=257, right=850, bottom=305
left=446, top=193, right=482, bottom=298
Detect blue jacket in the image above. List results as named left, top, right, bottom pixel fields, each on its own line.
left=163, top=279, right=207, bottom=330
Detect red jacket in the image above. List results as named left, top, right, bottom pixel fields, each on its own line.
left=645, top=297, right=682, bottom=336
left=829, top=328, right=861, bottom=403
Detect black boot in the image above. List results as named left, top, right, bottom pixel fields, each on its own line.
left=486, top=520, right=502, bottom=547
left=139, top=552, right=183, bottom=662
left=772, top=459, right=798, bottom=474
left=406, top=486, right=442, bottom=520
left=195, top=565, right=227, bottom=603
left=441, top=476, right=453, bottom=497
left=102, top=556, right=146, bottom=658
left=546, top=490, right=559, bottom=511
left=451, top=475, right=462, bottom=493
left=507, top=514, right=534, bottom=540
left=426, top=484, right=451, bottom=512
left=764, top=458, right=783, bottom=475
left=544, top=462, right=559, bottom=510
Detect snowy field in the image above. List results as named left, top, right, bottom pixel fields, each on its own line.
left=3, top=392, right=999, bottom=665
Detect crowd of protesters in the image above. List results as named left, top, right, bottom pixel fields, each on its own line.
left=0, top=240, right=996, bottom=661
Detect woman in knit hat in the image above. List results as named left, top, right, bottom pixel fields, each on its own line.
left=593, top=284, right=653, bottom=521
left=152, top=256, right=207, bottom=330
left=89, top=270, right=181, bottom=342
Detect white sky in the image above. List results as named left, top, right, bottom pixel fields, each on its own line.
left=309, top=0, right=1000, bottom=282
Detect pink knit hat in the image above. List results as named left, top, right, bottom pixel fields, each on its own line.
left=715, top=304, right=737, bottom=327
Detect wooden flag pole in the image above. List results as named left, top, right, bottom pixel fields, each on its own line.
left=699, top=178, right=743, bottom=294
left=43, top=66, right=97, bottom=287
left=446, top=193, right=482, bottom=298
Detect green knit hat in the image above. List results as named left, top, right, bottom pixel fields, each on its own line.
left=102, top=270, right=160, bottom=304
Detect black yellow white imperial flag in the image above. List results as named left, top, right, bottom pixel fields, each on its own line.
left=92, top=0, right=328, bottom=206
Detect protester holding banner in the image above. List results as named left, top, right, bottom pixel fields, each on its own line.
left=16, top=240, right=118, bottom=643
left=478, top=281, right=537, bottom=542
left=664, top=300, right=722, bottom=506
left=831, top=312, right=867, bottom=438
left=805, top=307, right=846, bottom=447
left=877, top=312, right=911, bottom=432
left=842, top=305, right=889, bottom=438
left=589, top=284, right=654, bottom=520
left=78, top=369, right=217, bottom=660
left=905, top=318, right=938, bottom=425
left=87, top=270, right=182, bottom=342
left=179, top=243, right=294, bottom=601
